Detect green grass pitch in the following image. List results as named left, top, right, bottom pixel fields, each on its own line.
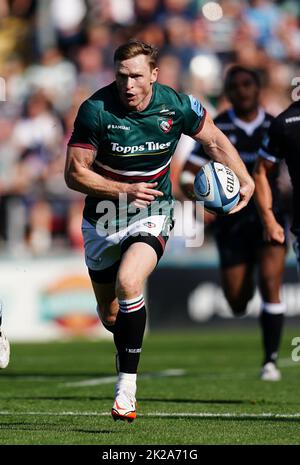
left=0, top=326, right=299, bottom=445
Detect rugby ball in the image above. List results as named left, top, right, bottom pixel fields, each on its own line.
left=193, top=161, right=240, bottom=214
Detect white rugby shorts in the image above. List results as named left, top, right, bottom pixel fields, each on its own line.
left=82, top=215, right=171, bottom=271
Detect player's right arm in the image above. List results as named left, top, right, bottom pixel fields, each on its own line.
left=65, top=146, right=163, bottom=206
left=193, top=113, right=254, bottom=214
left=253, top=116, right=286, bottom=244
left=253, top=157, right=285, bottom=244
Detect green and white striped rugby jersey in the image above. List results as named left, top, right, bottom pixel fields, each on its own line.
left=68, top=81, right=206, bottom=230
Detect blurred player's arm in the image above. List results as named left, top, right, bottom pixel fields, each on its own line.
left=192, top=113, right=254, bottom=214
left=253, top=157, right=285, bottom=244
left=64, top=146, right=163, bottom=206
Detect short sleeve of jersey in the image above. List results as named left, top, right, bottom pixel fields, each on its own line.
left=181, top=94, right=206, bottom=136
left=259, top=116, right=285, bottom=163
left=68, top=99, right=100, bottom=150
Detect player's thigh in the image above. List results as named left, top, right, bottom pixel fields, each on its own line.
left=116, top=242, right=158, bottom=297
left=214, top=214, right=259, bottom=270
left=221, top=263, right=255, bottom=302
left=115, top=213, right=172, bottom=297
left=258, top=244, right=287, bottom=301
left=82, top=219, right=121, bottom=319
left=214, top=219, right=256, bottom=302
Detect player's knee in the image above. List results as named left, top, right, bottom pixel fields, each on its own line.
left=224, top=286, right=254, bottom=317
left=225, top=294, right=249, bottom=317
left=102, top=314, right=117, bottom=326
left=230, top=302, right=248, bottom=317
left=96, top=303, right=118, bottom=325
left=115, top=272, right=141, bottom=299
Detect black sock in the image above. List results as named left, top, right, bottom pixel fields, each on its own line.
left=113, top=296, right=146, bottom=374
left=260, top=309, right=285, bottom=365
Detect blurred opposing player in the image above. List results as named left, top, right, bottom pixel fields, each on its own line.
left=180, top=66, right=289, bottom=381
left=254, top=100, right=300, bottom=275
left=65, top=41, right=254, bottom=422
left=0, top=301, right=10, bottom=369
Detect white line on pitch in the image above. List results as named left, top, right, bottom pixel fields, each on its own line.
left=0, top=411, right=299, bottom=419
left=63, top=369, right=186, bottom=387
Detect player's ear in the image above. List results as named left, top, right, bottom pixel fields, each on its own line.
left=150, top=67, right=159, bottom=84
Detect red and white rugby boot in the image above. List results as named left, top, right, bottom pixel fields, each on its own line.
left=111, top=393, right=136, bottom=422
left=111, top=373, right=137, bottom=422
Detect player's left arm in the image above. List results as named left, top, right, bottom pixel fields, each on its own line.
left=253, top=157, right=285, bottom=244
left=192, top=113, right=255, bottom=214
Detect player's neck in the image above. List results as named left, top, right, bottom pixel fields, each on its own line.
left=134, top=87, right=154, bottom=112
left=233, top=107, right=259, bottom=123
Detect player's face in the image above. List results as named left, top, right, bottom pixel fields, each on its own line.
left=115, top=54, right=158, bottom=111
left=226, top=72, right=260, bottom=114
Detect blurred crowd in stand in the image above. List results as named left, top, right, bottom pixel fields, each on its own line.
left=0, top=0, right=299, bottom=255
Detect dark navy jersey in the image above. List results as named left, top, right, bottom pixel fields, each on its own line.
left=189, top=107, right=273, bottom=175
left=259, top=101, right=300, bottom=234
left=187, top=107, right=283, bottom=221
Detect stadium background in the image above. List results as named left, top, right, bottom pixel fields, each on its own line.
left=0, top=0, right=300, bottom=341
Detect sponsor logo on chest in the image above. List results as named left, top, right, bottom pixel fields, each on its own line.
left=110, top=141, right=172, bottom=154
left=107, top=124, right=131, bottom=131
left=158, top=117, right=173, bottom=133
left=159, top=108, right=176, bottom=116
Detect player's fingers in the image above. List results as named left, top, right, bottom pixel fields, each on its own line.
left=228, top=199, right=247, bottom=214
left=271, top=236, right=284, bottom=245
left=130, top=200, right=150, bottom=209
left=136, top=192, right=157, bottom=201
left=276, top=231, right=285, bottom=244
left=135, top=182, right=163, bottom=197
left=239, top=184, right=253, bottom=202
left=145, top=182, right=158, bottom=188
left=144, top=188, right=164, bottom=197
left=229, top=186, right=252, bottom=214
left=141, top=183, right=164, bottom=196
left=240, top=179, right=255, bottom=197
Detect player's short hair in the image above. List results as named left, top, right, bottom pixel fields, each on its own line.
left=114, top=40, right=158, bottom=70
left=224, top=65, right=261, bottom=92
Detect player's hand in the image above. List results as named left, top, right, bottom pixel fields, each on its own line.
left=125, top=182, right=164, bottom=208
left=263, top=222, right=285, bottom=244
left=229, top=176, right=255, bottom=214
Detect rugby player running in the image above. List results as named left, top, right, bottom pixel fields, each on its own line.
left=180, top=66, right=289, bottom=381
left=64, top=41, right=254, bottom=422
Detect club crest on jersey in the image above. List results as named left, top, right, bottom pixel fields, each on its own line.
left=143, top=222, right=156, bottom=228
left=158, top=117, right=173, bottom=133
